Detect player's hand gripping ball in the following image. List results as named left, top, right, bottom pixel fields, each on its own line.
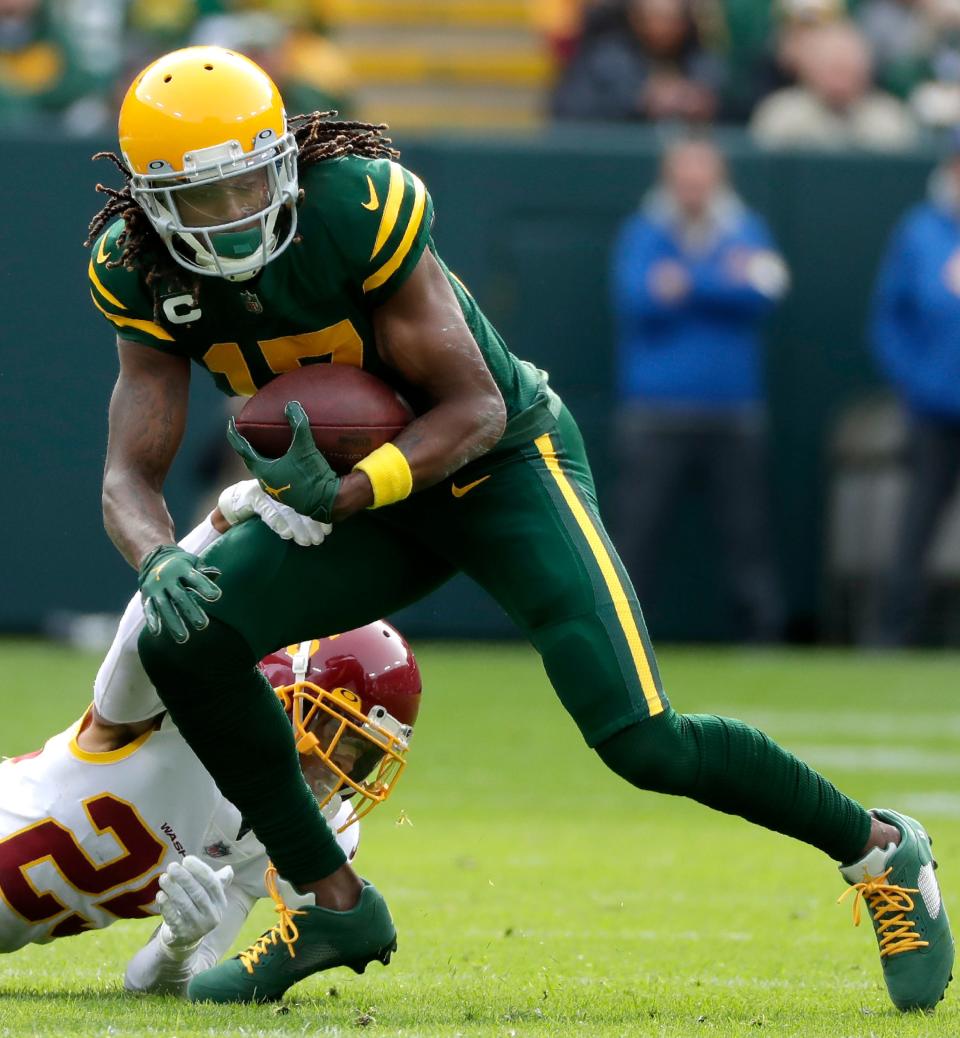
left=228, top=366, right=413, bottom=523
left=228, top=401, right=342, bottom=523
left=233, top=365, right=413, bottom=473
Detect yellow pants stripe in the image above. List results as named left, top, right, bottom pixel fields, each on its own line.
left=535, top=433, right=664, bottom=717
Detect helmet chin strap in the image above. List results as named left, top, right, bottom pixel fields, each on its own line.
left=290, top=640, right=313, bottom=734
left=291, top=642, right=313, bottom=684
left=170, top=197, right=282, bottom=281
left=179, top=225, right=273, bottom=282
left=225, top=269, right=261, bottom=284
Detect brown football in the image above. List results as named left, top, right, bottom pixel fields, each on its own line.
left=235, top=365, right=414, bottom=474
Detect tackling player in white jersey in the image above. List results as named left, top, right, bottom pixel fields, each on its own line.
left=0, top=484, right=420, bottom=996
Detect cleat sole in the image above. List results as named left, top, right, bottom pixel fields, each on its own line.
left=348, top=937, right=397, bottom=975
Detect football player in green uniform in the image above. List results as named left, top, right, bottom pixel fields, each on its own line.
left=87, top=46, right=953, bottom=1008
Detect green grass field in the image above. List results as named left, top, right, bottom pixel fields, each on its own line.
left=0, top=640, right=958, bottom=1037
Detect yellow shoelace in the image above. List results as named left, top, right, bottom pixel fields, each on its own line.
left=838, top=867, right=930, bottom=958
left=238, top=865, right=307, bottom=975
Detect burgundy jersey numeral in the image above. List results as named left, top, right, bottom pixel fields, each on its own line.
left=0, top=794, right=166, bottom=929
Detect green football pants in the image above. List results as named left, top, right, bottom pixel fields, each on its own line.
left=139, top=405, right=872, bottom=882
left=203, top=404, right=667, bottom=744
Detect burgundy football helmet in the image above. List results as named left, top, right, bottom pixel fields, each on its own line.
left=259, top=621, right=421, bottom=830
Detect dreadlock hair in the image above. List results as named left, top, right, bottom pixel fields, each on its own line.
left=84, top=112, right=400, bottom=322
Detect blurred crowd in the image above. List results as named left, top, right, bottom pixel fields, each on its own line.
left=610, top=136, right=790, bottom=642
left=549, top=0, right=960, bottom=147
left=0, top=0, right=352, bottom=135
left=610, top=130, right=960, bottom=644
left=6, top=1, right=960, bottom=644
left=7, top=0, right=960, bottom=145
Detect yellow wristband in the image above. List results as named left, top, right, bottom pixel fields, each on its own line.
left=353, top=442, right=413, bottom=509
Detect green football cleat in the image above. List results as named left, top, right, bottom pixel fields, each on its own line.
left=188, top=867, right=396, bottom=1004
left=839, top=809, right=954, bottom=1012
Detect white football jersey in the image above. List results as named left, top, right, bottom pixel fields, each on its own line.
left=0, top=711, right=359, bottom=953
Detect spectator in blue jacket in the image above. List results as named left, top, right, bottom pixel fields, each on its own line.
left=610, top=137, right=789, bottom=641
left=871, top=143, right=960, bottom=645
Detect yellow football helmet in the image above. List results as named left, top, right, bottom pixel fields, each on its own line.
left=118, top=46, right=299, bottom=281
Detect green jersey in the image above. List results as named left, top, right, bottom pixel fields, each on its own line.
left=89, top=155, right=558, bottom=450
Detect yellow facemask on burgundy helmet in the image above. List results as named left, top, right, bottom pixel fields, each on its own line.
left=118, top=46, right=299, bottom=281
left=259, top=621, right=422, bottom=832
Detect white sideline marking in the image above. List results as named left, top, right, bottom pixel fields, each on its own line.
left=893, top=792, right=960, bottom=818
left=746, top=711, right=960, bottom=740
left=790, top=745, right=959, bottom=774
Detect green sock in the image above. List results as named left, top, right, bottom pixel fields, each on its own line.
left=138, top=618, right=346, bottom=886
left=596, top=708, right=871, bottom=863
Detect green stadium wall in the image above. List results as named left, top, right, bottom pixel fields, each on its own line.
left=0, top=129, right=939, bottom=640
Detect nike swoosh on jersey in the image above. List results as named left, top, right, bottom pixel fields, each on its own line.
left=96, top=236, right=110, bottom=265
left=362, top=175, right=380, bottom=211
left=451, top=475, right=491, bottom=498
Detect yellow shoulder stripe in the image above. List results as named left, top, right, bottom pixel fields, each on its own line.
left=363, top=174, right=426, bottom=294
left=89, top=290, right=174, bottom=342
left=88, top=257, right=127, bottom=311
left=534, top=434, right=664, bottom=717
left=370, top=162, right=406, bottom=260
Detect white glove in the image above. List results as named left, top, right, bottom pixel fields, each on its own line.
left=156, top=856, right=234, bottom=949
left=217, top=479, right=331, bottom=547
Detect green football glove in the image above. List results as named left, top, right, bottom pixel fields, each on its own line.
left=226, top=401, right=341, bottom=524
left=138, top=545, right=222, bottom=644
